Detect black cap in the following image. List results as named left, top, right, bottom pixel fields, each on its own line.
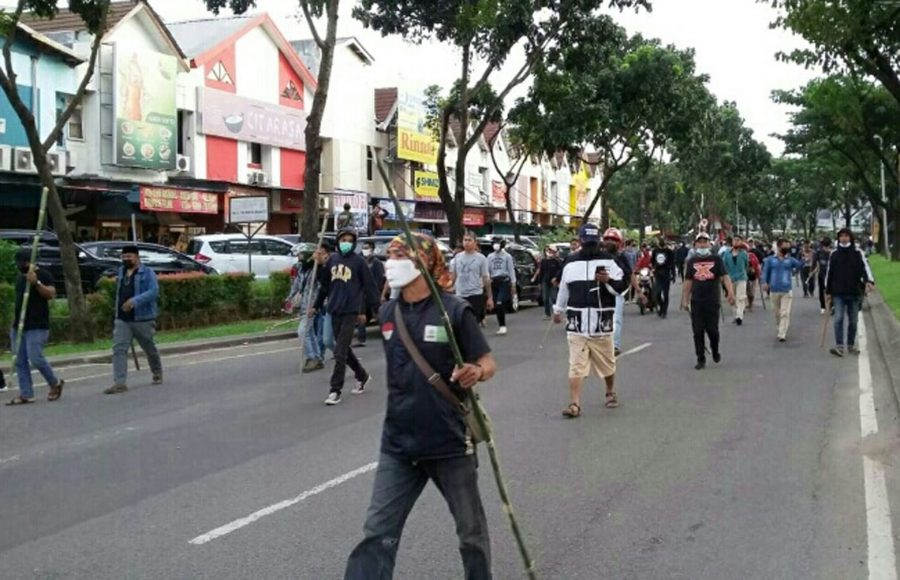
left=15, top=247, right=31, bottom=264
left=121, top=244, right=140, bottom=255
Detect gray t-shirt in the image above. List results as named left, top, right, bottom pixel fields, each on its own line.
left=487, top=250, right=516, bottom=285
left=450, top=252, right=489, bottom=297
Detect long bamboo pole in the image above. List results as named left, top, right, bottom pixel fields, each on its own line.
left=374, top=154, right=538, bottom=579
left=298, top=215, right=330, bottom=376
left=9, top=187, right=50, bottom=393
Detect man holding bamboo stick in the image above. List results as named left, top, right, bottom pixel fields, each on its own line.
left=6, top=248, right=64, bottom=406
left=345, top=233, right=496, bottom=580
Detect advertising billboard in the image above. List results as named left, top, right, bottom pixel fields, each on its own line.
left=198, top=87, right=307, bottom=151
left=113, top=47, right=177, bottom=170
left=139, top=186, right=218, bottom=214
left=414, top=170, right=440, bottom=199
left=229, top=196, right=270, bottom=223
left=397, top=90, right=438, bottom=165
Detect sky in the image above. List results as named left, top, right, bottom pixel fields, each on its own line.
left=4, top=0, right=818, bottom=155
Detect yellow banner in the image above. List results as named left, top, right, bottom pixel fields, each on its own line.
left=397, top=91, right=437, bottom=164
left=414, top=170, right=440, bottom=199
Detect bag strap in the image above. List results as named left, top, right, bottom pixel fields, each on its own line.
left=393, top=306, right=468, bottom=414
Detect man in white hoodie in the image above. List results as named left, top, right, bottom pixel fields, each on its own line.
left=554, top=224, right=630, bottom=418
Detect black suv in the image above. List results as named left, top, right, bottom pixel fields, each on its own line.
left=476, top=239, right=541, bottom=312
left=82, top=242, right=218, bottom=276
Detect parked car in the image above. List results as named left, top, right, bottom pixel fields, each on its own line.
left=476, top=239, right=541, bottom=312
left=186, top=234, right=296, bottom=278
left=12, top=244, right=118, bottom=295
left=359, top=235, right=453, bottom=262
left=0, top=229, right=60, bottom=247
left=81, top=242, right=218, bottom=276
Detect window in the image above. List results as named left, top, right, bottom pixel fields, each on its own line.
left=208, top=241, right=227, bottom=254
left=227, top=240, right=264, bottom=255
left=250, top=143, right=262, bottom=166
left=67, top=99, right=84, bottom=141
left=366, top=147, right=374, bottom=182
left=263, top=239, right=292, bottom=256
left=177, top=111, right=187, bottom=156
left=140, top=249, right=180, bottom=266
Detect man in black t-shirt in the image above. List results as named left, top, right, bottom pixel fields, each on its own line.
left=812, top=237, right=832, bottom=314
left=345, top=233, right=496, bottom=579
left=681, top=233, right=735, bottom=370
left=650, top=238, right=676, bottom=318
left=6, top=248, right=64, bottom=405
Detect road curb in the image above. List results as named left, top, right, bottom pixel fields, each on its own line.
left=2, top=330, right=296, bottom=372
left=867, top=290, right=900, bottom=406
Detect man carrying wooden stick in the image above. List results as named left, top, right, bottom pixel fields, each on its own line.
left=345, top=233, right=497, bottom=580
left=6, top=248, right=64, bottom=406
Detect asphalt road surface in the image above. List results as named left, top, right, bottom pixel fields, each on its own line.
left=1, top=283, right=899, bottom=580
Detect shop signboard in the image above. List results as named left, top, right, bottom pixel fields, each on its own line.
left=375, top=198, right=416, bottom=221
left=397, top=90, right=437, bottom=164
left=199, top=87, right=306, bottom=151
left=333, top=190, right=369, bottom=231
left=463, top=209, right=485, bottom=226
left=414, top=170, right=440, bottom=200
left=414, top=203, right=445, bottom=222
left=113, top=47, right=178, bottom=169
left=140, top=186, right=218, bottom=214
left=491, top=181, right=506, bottom=206
left=229, top=196, right=270, bottom=223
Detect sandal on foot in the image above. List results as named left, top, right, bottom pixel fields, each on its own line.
left=6, top=396, right=35, bottom=406
left=48, top=380, right=65, bottom=401
left=562, top=402, right=581, bottom=418
left=605, top=391, right=619, bottom=408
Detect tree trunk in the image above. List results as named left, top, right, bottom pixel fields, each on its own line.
left=300, top=0, right=339, bottom=242
left=504, top=183, right=519, bottom=242
left=638, top=187, right=646, bottom=245
left=891, top=206, right=899, bottom=261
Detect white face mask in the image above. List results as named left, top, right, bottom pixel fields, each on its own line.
left=385, top=258, right=421, bottom=289
left=839, top=241, right=851, bottom=248
left=362, top=248, right=373, bottom=257
left=493, top=243, right=501, bottom=251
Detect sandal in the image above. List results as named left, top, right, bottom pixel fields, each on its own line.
left=562, top=402, right=581, bottom=418
left=6, top=396, right=35, bottom=406
left=605, top=391, right=619, bottom=409
left=48, top=380, right=65, bottom=402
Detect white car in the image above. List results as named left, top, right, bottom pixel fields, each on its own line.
left=186, top=234, right=296, bottom=278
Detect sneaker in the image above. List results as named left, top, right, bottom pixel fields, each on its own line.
left=352, top=375, right=370, bottom=395
left=695, top=359, right=706, bottom=370
left=713, top=352, right=722, bottom=364
left=614, top=347, right=622, bottom=357
left=735, top=318, right=742, bottom=326
left=103, top=384, right=128, bottom=395
left=829, top=347, right=844, bottom=358
left=324, top=392, right=342, bottom=405
left=152, top=373, right=163, bottom=385
left=820, top=308, right=826, bottom=315
left=497, top=326, right=508, bottom=336
left=778, top=337, right=786, bottom=343
left=847, top=346, right=860, bottom=355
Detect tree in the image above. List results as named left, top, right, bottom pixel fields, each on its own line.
left=0, top=1, right=111, bottom=342
left=208, top=0, right=339, bottom=243
left=355, top=0, right=649, bottom=244
left=767, top=0, right=900, bottom=108
left=512, top=18, right=712, bottom=229
left=487, top=124, right=529, bottom=243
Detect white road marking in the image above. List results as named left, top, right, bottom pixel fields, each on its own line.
left=857, top=317, right=897, bottom=580
left=620, top=342, right=652, bottom=357
left=0, top=455, right=20, bottom=466
left=189, top=462, right=379, bottom=545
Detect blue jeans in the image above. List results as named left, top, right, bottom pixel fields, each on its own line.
left=614, top=294, right=624, bottom=350
left=345, top=453, right=491, bottom=580
left=833, top=295, right=861, bottom=347
left=541, top=281, right=558, bottom=317
left=315, top=313, right=334, bottom=355
left=10, top=329, right=58, bottom=400
left=298, top=314, right=322, bottom=361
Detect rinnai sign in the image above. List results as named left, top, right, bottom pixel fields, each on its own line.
left=229, top=195, right=270, bottom=223
left=199, top=87, right=306, bottom=151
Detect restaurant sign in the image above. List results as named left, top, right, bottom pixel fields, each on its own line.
left=414, top=170, right=440, bottom=199
left=463, top=209, right=485, bottom=226
left=139, top=186, right=218, bottom=214
left=199, top=87, right=306, bottom=151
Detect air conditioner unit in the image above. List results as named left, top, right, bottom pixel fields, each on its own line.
left=176, top=154, right=191, bottom=172
left=0, top=145, right=11, bottom=171
left=46, top=151, right=65, bottom=175
left=248, top=170, right=269, bottom=186
left=13, top=148, right=36, bottom=173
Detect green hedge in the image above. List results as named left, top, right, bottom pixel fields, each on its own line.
left=0, top=283, right=13, bottom=347
left=0, top=240, right=18, bottom=285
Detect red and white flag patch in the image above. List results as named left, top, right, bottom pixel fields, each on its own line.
left=381, top=321, right=395, bottom=340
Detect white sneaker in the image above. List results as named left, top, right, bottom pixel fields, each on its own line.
left=497, top=326, right=508, bottom=336
left=352, top=375, right=370, bottom=395
left=820, top=308, right=826, bottom=314
left=324, top=392, right=342, bottom=405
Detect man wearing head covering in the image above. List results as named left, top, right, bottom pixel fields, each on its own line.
left=345, top=231, right=496, bottom=579
left=104, top=244, right=162, bottom=394
left=554, top=224, right=630, bottom=418
left=6, top=248, right=64, bottom=405
left=681, top=232, right=735, bottom=370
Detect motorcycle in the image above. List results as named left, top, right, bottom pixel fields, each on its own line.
left=637, top=267, right=656, bottom=315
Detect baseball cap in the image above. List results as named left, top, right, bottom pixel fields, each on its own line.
left=578, top=224, right=601, bottom=243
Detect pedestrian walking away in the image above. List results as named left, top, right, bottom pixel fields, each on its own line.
left=674, top=241, right=688, bottom=282
left=723, top=235, right=750, bottom=325
left=311, top=227, right=381, bottom=405
left=355, top=241, right=386, bottom=347
left=533, top=245, right=562, bottom=319
left=681, top=233, right=735, bottom=370
left=104, top=245, right=163, bottom=395
left=450, top=232, right=494, bottom=324
left=602, top=228, right=631, bottom=355
left=814, top=237, right=832, bottom=314
left=345, top=233, right=497, bottom=580
left=6, top=248, right=64, bottom=405
left=650, top=237, right=675, bottom=318
left=555, top=224, right=630, bottom=418
left=487, top=238, right=516, bottom=336
left=800, top=241, right=816, bottom=297
left=761, top=239, right=804, bottom=343
left=825, top=228, right=875, bottom=357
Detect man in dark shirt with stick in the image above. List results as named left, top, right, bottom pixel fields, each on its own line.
left=681, top=233, right=735, bottom=370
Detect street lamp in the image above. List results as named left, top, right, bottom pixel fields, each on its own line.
left=874, top=134, right=889, bottom=257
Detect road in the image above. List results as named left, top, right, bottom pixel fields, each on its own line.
left=1, top=283, right=899, bottom=580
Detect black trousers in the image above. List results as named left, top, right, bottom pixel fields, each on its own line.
left=818, top=273, right=828, bottom=310
left=464, top=294, right=487, bottom=322
left=331, top=313, right=368, bottom=393
left=654, top=275, right=671, bottom=315
left=690, top=301, right=720, bottom=360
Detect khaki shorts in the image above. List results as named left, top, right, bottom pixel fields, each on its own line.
left=567, top=334, right=615, bottom=379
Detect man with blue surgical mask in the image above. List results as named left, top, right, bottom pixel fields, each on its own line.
left=682, top=233, right=735, bottom=370
left=311, top=227, right=381, bottom=406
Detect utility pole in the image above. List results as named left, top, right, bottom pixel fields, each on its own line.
left=874, top=134, right=889, bottom=257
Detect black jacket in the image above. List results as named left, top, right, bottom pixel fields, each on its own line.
left=538, top=256, right=563, bottom=284
left=314, top=252, right=380, bottom=316
left=825, top=246, right=874, bottom=297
